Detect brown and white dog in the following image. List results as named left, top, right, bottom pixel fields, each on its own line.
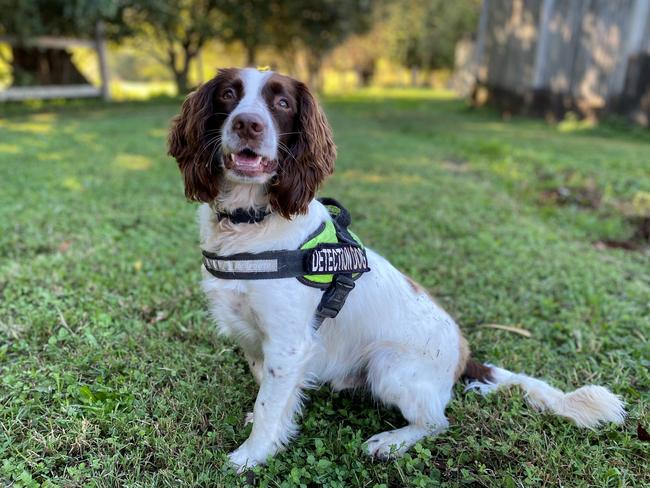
left=168, top=68, right=625, bottom=471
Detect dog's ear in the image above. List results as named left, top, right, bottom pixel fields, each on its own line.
left=270, top=81, right=336, bottom=218
left=168, top=76, right=223, bottom=202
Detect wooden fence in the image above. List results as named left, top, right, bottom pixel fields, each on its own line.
left=0, top=22, right=110, bottom=102
left=468, top=0, right=650, bottom=124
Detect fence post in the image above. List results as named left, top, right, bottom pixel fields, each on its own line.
left=474, top=0, right=490, bottom=83
left=532, top=0, right=555, bottom=89
left=96, top=21, right=111, bottom=101
left=610, top=0, right=650, bottom=97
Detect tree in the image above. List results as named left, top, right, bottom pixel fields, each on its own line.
left=328, top=24, right=386, bottom=87
left=283, top=0, right=374, bottom=88
left=125, top=0, right=229, bottom=94
left=221, top=0, right=276, bottom=66
left=383, top=0, right=481, bottom=85
left=0, top=0, right=127, bottom=86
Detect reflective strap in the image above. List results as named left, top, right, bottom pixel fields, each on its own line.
left=203, top=257, right=278, bottom=274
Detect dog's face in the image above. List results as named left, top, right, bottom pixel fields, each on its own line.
left=168, top=68, right=336, bottom=217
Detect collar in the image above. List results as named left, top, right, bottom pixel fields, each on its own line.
left=215, top=207, right=271, bottom=224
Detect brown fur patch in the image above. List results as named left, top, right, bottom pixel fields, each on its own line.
left=405, top=275, right=425, bottom=294
left=462, top=358, right=494, bottom=383
left=454, top=335, right=471, bottom=381
left=269, top=81, right=336, bottom=218
left=168, top=68, right=241, bottom=202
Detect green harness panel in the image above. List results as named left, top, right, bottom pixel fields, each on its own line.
left=300, top=216, right=364, bottom=287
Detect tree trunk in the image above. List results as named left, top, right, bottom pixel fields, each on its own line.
left=170, top=48, right=195, bottom=95
left=10, top=46, right=90, bottom=86
left=174, top=70, right=190, bottom=95
left=411, top=67, right=419, bottom=87
left=357, top=64, right=375, bottom=87
left=246, top=45, right=257, bottom=67
left=306, top=55, right=322, bottom=91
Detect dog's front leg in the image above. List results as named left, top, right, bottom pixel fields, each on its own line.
left=228, top=329, right=313, bottom=472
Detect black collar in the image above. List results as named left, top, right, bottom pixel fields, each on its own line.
left=215, top=207, right=271, bottom=224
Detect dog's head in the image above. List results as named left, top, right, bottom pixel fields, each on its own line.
left=168, top=68, right=336, bottom=218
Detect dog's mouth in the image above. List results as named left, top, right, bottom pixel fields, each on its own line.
left=224, top=148, right=277, bottom=177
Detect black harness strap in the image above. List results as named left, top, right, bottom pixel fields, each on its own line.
left=202, top=244, right=369, bottom=280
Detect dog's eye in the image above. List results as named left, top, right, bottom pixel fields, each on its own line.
left=222, top=88, right=235, bottom=100
left=277, top=98, right=289, bottom=109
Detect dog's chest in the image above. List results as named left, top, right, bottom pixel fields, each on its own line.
left=203, top=276, right=263, bottom=338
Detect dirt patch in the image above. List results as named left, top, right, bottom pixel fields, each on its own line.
left=440, top=157, right=471, bottom=173
left=538, top=183, right=602, bottom=209
left=537, top=172, right=649, bottom=251
left=593, top=215, right=650, bottom=251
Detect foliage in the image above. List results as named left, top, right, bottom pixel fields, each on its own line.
left=1, top=93, right=648, bottom=486
left=382, top=0, right=481, bottom=70
left=283, top=0, right=374, bottom=85
left=0, top=0, right=131, bottom=86
left=220, top=0, right=281, bottom=65
left=0, top=0, right=129, bottom=39
left=124, top=0, right=229, bottom=93
left=119, top=0, right=373, bottom=92
left=327, top=27, right=386, bottom=85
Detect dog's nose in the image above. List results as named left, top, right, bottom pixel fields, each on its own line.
left=232, top=113, right=265, bottom=140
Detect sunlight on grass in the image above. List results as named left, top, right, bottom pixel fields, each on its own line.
left=339, top=169, right=388, bottom=183
left=73, top=132, right=98, bottom=145
left=62, top=176, right=84, bottom=192
left=339, top=169, right=424, bottom=185
left=37, top=152, right=64, bottom=161
left=110, top=81, right=176, bottom=100
left=147, top=128, right=168, bottom=138
left=490, top=160, right=523, bottom=181
left=30, top=113, right=58, bottom=123
left=0, top=119, right=53, bottom=135
left=0, top=143, right=21, bottom=154
left=557, top=113, right=598, bottom=133
left=328, top=87, right=458, bottom=102
left=113, top=153, right=153, bottom=171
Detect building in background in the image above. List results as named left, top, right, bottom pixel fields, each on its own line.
left=462, top=0, right=650, bottom=125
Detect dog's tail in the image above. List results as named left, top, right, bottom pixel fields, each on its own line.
left=462, top=359, right=625, bottom=428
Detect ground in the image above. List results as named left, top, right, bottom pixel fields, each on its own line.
left=1, top=90, right=648, bottom=487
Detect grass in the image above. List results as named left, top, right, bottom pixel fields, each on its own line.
left=1, top=89, right=649, bottom=487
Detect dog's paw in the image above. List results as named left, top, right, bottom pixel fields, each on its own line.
left=228, top=444, right=260, bottom=474
left=364, top=431, right=408, bottom=460
left=244, top=411, right=254, bottom=426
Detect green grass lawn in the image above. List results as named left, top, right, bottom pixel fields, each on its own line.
left=1, top=91, right=649, bottom=487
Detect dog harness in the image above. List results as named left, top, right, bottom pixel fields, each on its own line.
left=202, top=198, right=370, bottom=329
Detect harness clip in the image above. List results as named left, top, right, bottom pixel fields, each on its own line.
left=316, top=274, right=356, bottom=319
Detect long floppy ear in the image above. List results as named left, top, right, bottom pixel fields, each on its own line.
left=270, top=82, right=336, bottom=218
left=168, top=77, right=222, bottom=202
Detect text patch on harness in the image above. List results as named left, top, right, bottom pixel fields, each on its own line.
left=307, top=244, right=369, bottom=275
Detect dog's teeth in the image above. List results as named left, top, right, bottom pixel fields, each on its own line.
left=230, top=153, right=236, bottom=161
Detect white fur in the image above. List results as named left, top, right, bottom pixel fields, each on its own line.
left=191, top=69, right=626, bottom=472
left=221, top=68, right=278, bottom=173
left=465, top=366, right=626, bottom=428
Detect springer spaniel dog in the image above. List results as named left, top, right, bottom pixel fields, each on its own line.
left=168, top=68, right=625, bottom=471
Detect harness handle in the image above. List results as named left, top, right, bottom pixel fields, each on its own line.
left=318, top=197, right=352, bottom=228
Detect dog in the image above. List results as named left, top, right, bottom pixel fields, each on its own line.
left=168, top=67, right=625, bottom=471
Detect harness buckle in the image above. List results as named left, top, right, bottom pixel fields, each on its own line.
left=316, top=274, right=355, bottom=320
